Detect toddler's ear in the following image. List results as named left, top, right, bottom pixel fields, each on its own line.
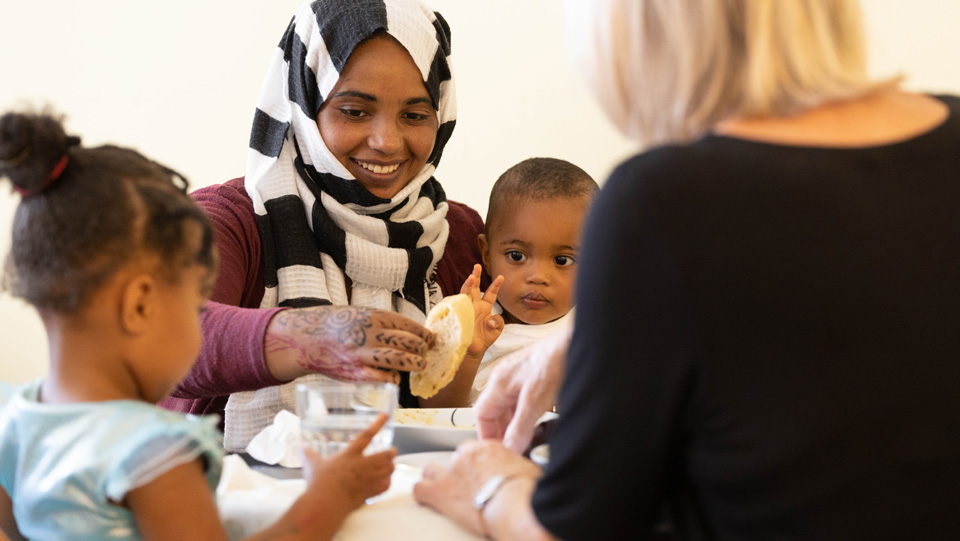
left=119, top=274, right=156, bottom=335
left=477, top=234, right=490, bottom=271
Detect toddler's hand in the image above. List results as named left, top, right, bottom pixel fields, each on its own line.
left=300, top=413, right=397, bottom=512
left=460, top=264, right=505, bottom=357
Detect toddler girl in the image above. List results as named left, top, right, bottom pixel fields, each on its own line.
left=0, top=111, right=395, bottom=540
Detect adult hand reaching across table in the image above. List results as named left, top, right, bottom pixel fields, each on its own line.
left=419, top=0, right=960, bottom=537
left=414, top=440, right=550, bottom=541
left=475, top=321, right=571, bottom=454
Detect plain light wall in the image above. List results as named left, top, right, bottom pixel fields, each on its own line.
left=2, top=0, right=959, bottom=382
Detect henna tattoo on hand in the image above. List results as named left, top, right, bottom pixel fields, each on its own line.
left=266, top=306, right=424, bottom=380
left=266, top=307, right=374, bottom=380
left=374, top=332, right=427, bottom=355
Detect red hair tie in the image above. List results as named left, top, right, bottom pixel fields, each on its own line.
left=13, top=155, right=69, bottom=198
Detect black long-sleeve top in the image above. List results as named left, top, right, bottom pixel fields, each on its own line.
left=534, top=95, right=960, bottom=540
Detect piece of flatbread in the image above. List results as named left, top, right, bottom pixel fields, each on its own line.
left=410, top=294, right=474, bottom=398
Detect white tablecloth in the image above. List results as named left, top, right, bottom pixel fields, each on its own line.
left=217, top=454, right=483, bottom=541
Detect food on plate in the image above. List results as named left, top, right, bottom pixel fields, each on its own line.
left=394, top=409, right=441, bottom=426
left=410, top=294, right=475, bottom=398
left=394, top=408, right=477, bottom=429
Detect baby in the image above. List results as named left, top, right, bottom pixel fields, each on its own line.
left=467, top=157, right=598, bottom=405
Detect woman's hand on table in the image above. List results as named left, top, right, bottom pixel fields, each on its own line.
left=263, top=306, right=432, bottom=383
left=475, top=322, right=571, bottom=453
left=414, top=440, right=542, bottom=538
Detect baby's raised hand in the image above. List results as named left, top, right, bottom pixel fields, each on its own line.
left=300, top=413, right=397, bottom=513
left=460, top=264, right=505, bottom=358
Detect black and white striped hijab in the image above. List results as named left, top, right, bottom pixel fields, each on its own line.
left=225, top=0, right=456, bottom=451
left=247, top=0, right=456, bottom=319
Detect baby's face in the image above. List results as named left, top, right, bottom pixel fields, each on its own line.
left=480, top=195, right=587, bottom=325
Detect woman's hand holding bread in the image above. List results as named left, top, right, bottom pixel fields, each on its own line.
left=263, top=305, right=432, bottom=384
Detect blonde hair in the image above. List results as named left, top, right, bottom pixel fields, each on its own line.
left=566, top=0, right=890, bottom=147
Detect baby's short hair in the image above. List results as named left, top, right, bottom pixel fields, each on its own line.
left=485, top=157, right=599, bottom=233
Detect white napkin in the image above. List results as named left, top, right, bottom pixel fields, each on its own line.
left=333, top=491, right=483, bottom=541
left=217, top=454, right=306, bottom=540
left=245, top=410, right=303, bottom=468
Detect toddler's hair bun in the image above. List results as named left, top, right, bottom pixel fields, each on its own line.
left=0, top=112, right=79, bottom=196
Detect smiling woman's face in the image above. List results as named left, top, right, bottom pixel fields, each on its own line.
left=317, top=35, right=439, bottom=200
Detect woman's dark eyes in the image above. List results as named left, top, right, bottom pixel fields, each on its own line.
left=337, top=109, right=431, bottom=122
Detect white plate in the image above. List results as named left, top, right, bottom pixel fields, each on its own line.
left=393, top=408, right=478, bottom=454
left=392, top=408, right=559, bottom=455
left=394, top=451, right=455, bottom=469
left=365, top=452, right=454, bottom=504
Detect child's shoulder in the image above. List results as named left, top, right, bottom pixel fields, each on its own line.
left=1, top=383, right=223, bottom=489
left=1, top=386, right=224, bottom=538
left=1, top=387, right=223, bottom=522
left=5, top=387, right=220, bottom=455
left=102, top=409, right=224, bottom=502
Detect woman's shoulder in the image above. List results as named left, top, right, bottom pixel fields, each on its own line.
left=437, top=199, right=487, bottom=293
left=445, top=199, right=483, bottom=230
left=191, top=177, right=253, bottom=210
left=930, top=93, right=960, bottom=111
left=190, top=177, right=262, bottom=258
left=604, top=142, right=722, bottom=203
left=931, top=93, right=960, bottom=132
left=443, top=199, right=484, bottom=255
left=443, top=199, right=485, bottom=251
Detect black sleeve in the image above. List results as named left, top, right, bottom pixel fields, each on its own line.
left=531, top=160, right=701, bottom=540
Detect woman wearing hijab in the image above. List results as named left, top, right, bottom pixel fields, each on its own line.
left=160, top=0, right=494, bottom=451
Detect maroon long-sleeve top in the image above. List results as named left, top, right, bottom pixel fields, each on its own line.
left=160, top=177, right=486, bottom=420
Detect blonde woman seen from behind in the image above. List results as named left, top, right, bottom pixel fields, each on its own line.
left=415, top=1, right=960, bottom=539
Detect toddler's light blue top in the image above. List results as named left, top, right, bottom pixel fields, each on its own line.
left=0, top=379, right=223, bottom=540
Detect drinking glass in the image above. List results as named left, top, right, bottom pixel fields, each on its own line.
left=295, top=381, right=398, bottom=457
